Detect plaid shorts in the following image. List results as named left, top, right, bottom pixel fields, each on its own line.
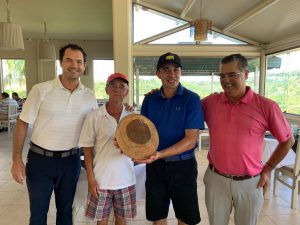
left=85, top=185, right=136, bottom=221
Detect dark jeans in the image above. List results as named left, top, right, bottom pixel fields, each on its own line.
left=26, top=150, right=81, bottom=225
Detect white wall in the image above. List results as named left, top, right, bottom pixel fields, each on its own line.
left=0, top=39, right=113, bottom=94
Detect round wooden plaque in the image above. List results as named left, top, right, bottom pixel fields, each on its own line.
left=116, top=114, right=159, bottom=160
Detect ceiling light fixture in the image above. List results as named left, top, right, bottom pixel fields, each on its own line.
left=0, top=0, right=24, bottom=50
left=39, top=22, right=56, bottom=61
left=194, top=0, right=212, bottom=42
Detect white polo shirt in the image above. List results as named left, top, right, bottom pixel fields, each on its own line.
left=20, top=76, right=98, bottom=150
left=79, top=105, right=136, bottom=190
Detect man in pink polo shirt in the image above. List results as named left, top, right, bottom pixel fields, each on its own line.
left=202, top=53, right=294, bottom=225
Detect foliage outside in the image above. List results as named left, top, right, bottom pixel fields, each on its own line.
left=265, top=71, right=300, bottom=115
left=94, top=71, right=300, bottom=115
left=2, top=59, right=26, bottom=98
left=3, top=59, right=300, bottom=115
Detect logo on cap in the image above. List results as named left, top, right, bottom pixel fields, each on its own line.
left=156, top=52, right=182, bottom=70
left=166, top=55, right=175, bottom=60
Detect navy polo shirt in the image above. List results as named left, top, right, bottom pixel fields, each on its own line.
left=141, top=83, right=204, bottom=155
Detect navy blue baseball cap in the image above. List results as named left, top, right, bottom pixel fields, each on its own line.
left=156, top=52, right=182, bottom=70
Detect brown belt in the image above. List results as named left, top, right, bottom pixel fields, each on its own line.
left=208, top=164, right=260, bottom=181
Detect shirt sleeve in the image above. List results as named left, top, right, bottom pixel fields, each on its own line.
left=19, top=84, right=44, bottom=124
left=141, top=95, right=149, bottom=117
left=78, top=110, right=97, bottom=147
left=267, top=102, right=292, bottom=143
left=185, top=93, right=205, bottom=130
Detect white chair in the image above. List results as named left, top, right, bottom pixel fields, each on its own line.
left=273, top=131, right=300, bottom=208
left=0, top=104, right=19, bottom=134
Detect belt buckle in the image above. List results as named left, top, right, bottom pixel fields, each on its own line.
left=45, top=151, right=54, bottom=157
left=61, top=151, right=72, bottom=158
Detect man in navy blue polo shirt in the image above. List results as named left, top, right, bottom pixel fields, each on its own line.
left=137, top=52, right=204, bottom=225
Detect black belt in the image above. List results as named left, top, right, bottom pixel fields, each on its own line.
left=208, top=164, right=260, bottom=181
left=30, top=142, right=79, bottom=158
left=164, top=151, right=195, bottom=162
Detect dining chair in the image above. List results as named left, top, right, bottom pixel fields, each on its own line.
left=273, top=130, right=300, bottom=209
left=0, top=104, right=19, bottom=134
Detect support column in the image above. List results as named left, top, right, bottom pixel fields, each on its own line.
left=112, top=0, right=133, bottom=104
left=259, top=51, right=266, bottom=95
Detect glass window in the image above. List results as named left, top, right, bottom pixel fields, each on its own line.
left=134, top=56, right=260, bottom=109
left=55, top=60, right=62, bottom=76
left=247, top=58, right=261, bottom=94
left=93, top=60, right=114, bottom=102
left=1, top=59, right=26, bottom=98
left=265, top=48, right=300, bottom=115
left=133, top=4, right=248, bottom=45
left=150, top=28, right=247, bottom=45
left=133, top=4, right=188, bottom=43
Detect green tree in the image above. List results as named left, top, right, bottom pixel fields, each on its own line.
left=3, top=59, right=26, bottom=98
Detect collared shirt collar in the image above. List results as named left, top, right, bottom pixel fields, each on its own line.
left=220, top=86, right=253, bottom=104
left=99, top=103, right=128, bottom=119
left=156, top=83, right=184, bottom=98
left=54, top=75, right=84, bottom=90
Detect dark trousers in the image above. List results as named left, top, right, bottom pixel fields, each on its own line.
left=26, top=150, right=81, bottom=225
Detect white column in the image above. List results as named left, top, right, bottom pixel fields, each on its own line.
left=112, top=0, right=133, bottom=104
left=259, top=51, right=266, bottom=95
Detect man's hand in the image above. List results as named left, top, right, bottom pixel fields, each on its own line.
left=87, top=176, right=100, bottom=199
left=134, top=151, right=161, bottom=164
left=113, top=137, right=124, bottom=155
left=144, top=88, right=159, bottom=96
left=124, top=103, right=135, bottom=112
left=11, top=159, right=26, bottom=185
left=257, top=166, right=272, bottom=194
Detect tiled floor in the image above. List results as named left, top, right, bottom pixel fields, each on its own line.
left=0, top=132, right=300, bottom=225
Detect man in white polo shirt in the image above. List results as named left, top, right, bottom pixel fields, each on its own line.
left=11, top=44, right=98, bottom=225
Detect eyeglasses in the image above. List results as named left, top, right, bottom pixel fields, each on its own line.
left=108, top=83, right=128, bottom=91
left=217, top=72, right=242, bottom=80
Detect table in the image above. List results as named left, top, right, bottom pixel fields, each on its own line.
left=198, top=129, right=209, bottom=151
left=263, top=138, right=295, bottom=167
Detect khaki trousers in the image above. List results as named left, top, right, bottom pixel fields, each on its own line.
left=203, top=167, right=263, bottom=225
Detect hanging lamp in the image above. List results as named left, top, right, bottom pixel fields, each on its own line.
left=194, top=0, right=212, bottom=41
left=0, top=0, right=24, bottom=50
left=39, top=22, right=56, bottom=61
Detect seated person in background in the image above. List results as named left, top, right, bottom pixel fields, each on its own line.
left=12, top=92, right=23, bottom=110
left=79, top=73, right=136, bottom=225
left=0, top=92, right=19, bottom=120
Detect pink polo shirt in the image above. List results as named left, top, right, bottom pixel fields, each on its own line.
left=202, top=87, right=292, bottom=176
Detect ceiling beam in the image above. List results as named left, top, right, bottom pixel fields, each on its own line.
left=133, top=44, right=262, bottom=57
left=265, top=34, right=300, bottom=54
left=134, top=23, right=191, bottom=45
left=222, top=0, right=281, bottom=33
left=180, top=0, right=197, bottom=18
left=133, top=0, right=182, bottom=19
